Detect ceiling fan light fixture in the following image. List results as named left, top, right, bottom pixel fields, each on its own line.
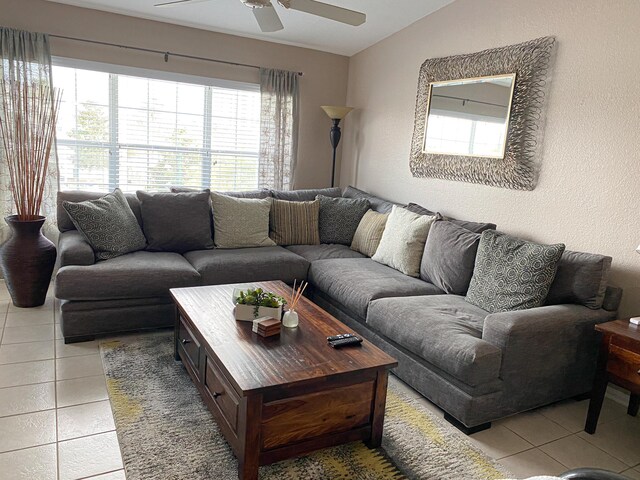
left=240, top=0, right=272, bottom=7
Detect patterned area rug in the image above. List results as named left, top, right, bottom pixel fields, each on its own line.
left=101, top=332, right=509, bottom=480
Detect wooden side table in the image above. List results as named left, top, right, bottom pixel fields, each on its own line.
left=585, top=319, right=640, bottom=434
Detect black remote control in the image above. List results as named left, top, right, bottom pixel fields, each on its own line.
left=327, top=333, right=356, bottom=342
left=329, top=336, right=363, bottom=348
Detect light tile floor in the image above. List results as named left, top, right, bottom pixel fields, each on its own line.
left=0, top=280, right=638, bottom=479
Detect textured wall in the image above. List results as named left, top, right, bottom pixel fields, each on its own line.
left=341, top=0, right=640, bottom=317
left=0, top=0, right=348, bottom=189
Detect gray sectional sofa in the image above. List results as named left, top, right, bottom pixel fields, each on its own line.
left=54, top=186, right=622, bottom=433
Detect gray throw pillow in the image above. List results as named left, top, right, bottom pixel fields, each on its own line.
left=466, top=230, right=565, bottom=313
left=316, top=195, right=370, bottom=245
left=420, top=221, right=481, bottom=295
left=62, top=188, right=147, bottom=261
left=406, top=203, right=496, bottom=233
left=137, top=190, right=213, bottom=253
left=545, top=250, right=612, bottom=310
left=210, top=192, right=275, bottom=248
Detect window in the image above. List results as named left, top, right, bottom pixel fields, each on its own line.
left=424, top=114, right=507, bottom=158
left=53, top=61, right=261, bottom=193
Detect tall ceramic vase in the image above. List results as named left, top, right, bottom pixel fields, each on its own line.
left=0, top=215, right=56, bottom=308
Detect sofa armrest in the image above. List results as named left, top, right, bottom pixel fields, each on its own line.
left=482, top=304, right=616, bottom=382
left=58, top=230, right=95, bottom=267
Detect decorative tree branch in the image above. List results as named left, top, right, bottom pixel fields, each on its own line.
left=0, top=81, right=61, bottom=220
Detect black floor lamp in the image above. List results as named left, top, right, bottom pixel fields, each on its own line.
left=321, top=106, right=353, bottom=187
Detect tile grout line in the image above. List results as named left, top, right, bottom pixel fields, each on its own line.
left=500, top=409, right=636, bottom=467
left=52, top=293, right=61, bottom=480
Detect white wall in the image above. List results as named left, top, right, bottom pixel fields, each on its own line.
left=341, top=0, right=640, bottom=317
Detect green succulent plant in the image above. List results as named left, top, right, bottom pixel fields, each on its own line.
left=235, top=288, right=287, bottom=318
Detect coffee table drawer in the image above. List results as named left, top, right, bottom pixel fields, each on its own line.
left=178, top=320, right=200, bottom=372
left=261, top=381, right=374, bottom=450
left=205, top=358, right=240, bottom=433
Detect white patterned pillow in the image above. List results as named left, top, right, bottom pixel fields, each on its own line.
left=211, top=192, right=275, bottom=248
left=63, top=188, right=147, bottom=260
left=372, top=206, right=437, bottom=277
left=466, top=230, right=565, bottom=313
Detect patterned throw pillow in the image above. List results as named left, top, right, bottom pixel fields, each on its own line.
left=372, top=206, right=437, bottom=277
left=269, top=199, right=320, bottom=246
left=62, top=188, right=147, bottom=261
left=466, top=230, right=565, bottom=313
left=316, top=195, right=370, bottom=245
left=350, top=210, right=389, bottom=257
left=210, top=192, right=275, bottom=248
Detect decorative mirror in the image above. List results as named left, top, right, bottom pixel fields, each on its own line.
left=422, top=74, right=516, bottom=159
left=410, top=36, right=556, bottom=190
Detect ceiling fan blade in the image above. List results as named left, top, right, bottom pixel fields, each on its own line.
left=286, top=0, right=365, bottom=26
left=252, top=5, right=284, bottom=32
left=154, top=0, right=212, bottom=7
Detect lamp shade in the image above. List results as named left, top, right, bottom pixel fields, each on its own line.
left=321, top=105, right=354, bottom=120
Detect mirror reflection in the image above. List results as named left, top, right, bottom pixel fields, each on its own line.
left=422, top=73, right=516, bottom=159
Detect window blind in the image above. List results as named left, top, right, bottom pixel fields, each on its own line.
left=53, top=64, right=261, bottom=193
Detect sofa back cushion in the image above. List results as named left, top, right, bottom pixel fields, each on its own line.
left=316, top=195, right=370, bottom=245
left=342, top=186, right=402, bottom=214
left=350, top=210, right=389, bottom=257
left=57, top=190, right=142, bottom=232
left=137, top=190, right=214, bottom=253
left=420, top=221, right=481, bottom=295
left=466, top=230, right=565, bottom=313
left=271, top=187, right=341, bottom=201
left=269, top=198, right=320, bottom=246
left=210, top=192, right=275, bottom=249
left=62, top=188, right=147, bottom=261
left=546, top=250, right=612, bottom=310
left=372, top=206, right=437, bottom=277
left=170, top=186, right=272, bottom=199
left=406, top=203, right=496, bottom=233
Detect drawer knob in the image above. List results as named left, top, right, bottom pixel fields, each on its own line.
left=212, top=391, right=221, bottom=399
left=181, top=339, right=191, bottom=345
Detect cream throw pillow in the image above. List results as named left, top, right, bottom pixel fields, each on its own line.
left=350, top=210, right=389, bottom=257
left=372, top=206, right=437, bottom=277
left=211, top=192, right=275, bottom=248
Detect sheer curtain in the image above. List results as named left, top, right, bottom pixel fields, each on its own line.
left=258, top=68, right=299, bottom=190
left=0, top=27, right=59, bottom=242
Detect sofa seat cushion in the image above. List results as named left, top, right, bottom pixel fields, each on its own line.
left=184, top=246, right=309, bottom=285
left=367, top=295, right=501, bottom=386
left=308, top=258, right=442, bottom=319
left=56, top=251, right=201, bottom=301
left=285, top=244, right=365, bottom=262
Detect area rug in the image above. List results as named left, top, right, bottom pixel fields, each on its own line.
left=100, top=332, right=509, bottom=480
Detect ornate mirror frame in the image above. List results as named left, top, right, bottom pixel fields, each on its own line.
left=409, top=36, right=556, bottom=190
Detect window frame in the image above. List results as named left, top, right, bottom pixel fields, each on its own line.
left=52, top=56, right=261, bottom=192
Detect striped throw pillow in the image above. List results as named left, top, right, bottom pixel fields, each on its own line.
left=270, top=199, right=320, bottom=246
left=350, top=210, right=389, bottom=257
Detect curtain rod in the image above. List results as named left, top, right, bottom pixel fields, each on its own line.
left=48, top=34, right=303, bottom=76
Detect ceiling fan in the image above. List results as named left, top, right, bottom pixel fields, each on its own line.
left=153, top=0, right=366, bottom=33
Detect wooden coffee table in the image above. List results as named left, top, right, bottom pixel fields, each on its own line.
left=170, top=281, right=397, bottom=480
